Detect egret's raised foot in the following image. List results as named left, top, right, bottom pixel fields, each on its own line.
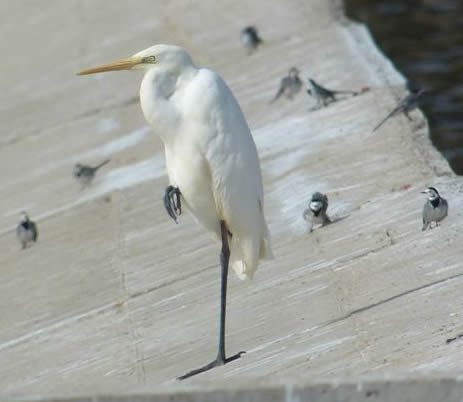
left=177, top=351, right=245, bottom=380
left=164, top=185, right=181, bottom=223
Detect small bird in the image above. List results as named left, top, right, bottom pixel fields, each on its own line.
left=421, top=187, right=448, bottom=231
left=73, top=159, right=110, bottom=188
left=16, top=212, right=38, bottom=249
left=270, top=67, right=302, bottom=103
left=372, top=88, right=425, bottom=132
left=78, top=44, right=272, bottom=380
left=303, top=192, right=331, bottom=232
left=306, top=78, right=358, bottom=108
left=240, top=26, right=263, bottom=54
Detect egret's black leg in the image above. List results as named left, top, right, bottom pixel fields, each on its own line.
left=164, top=185, right=181, bottom=223
left=178, top=220, right=245, bottom=380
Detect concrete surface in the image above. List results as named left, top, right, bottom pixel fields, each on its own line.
left=4, top=377, right=463, bottom=402
left=7, top=377, right=463, bottom=402
left=1, top=0, right=463, bottom=400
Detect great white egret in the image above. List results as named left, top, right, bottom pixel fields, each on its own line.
left=77, top=44, right=273, bottom=379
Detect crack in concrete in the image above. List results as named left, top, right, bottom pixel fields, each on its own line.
left=75, top=96, right=139, bottom=121
left=323, top=271, right=463, bottom=328
left=0, top=301, right=117, bottom=352
left=0, top=96, right=140, bottom=151
left=128, top=263, right=216, bottom=301
left=113, top=191, right=147, bottom=385
left=0, top=257, right=217, bottom=353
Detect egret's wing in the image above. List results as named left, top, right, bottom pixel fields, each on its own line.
left=190, top=69, right=272, bottom=278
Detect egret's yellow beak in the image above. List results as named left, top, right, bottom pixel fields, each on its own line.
left=77, top=57, right=141, bottom=75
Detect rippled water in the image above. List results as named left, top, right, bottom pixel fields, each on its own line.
left=345, top=0, right=463, bottom=174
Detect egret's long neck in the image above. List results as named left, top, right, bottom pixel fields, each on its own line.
left=139, top=66, right=196, bottom=145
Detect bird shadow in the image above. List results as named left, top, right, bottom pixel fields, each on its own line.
left=306, top=214, right=350, bottom=234
left=329, top=214, right=350, bottom=225
left=307, top=88, right=370, bottom=112
left=307, top=96, right=354, bottom=112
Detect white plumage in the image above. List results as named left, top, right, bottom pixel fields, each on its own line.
left=136, top=45, right=272, bottom=279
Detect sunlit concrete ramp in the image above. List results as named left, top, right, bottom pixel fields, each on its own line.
left=1, top=0, right=463, bottom=401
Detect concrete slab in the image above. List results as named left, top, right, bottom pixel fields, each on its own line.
left=1, top=0, right=463, bottom=400
left=7, top=377, right=463, bottom=402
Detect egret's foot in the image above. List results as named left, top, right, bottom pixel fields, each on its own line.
left=178, top=351, right=245, bottom=380
left=164, top=185, right=181, bottom=223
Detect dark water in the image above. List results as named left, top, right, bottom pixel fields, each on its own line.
left=345, top=0, right=463, bottom=174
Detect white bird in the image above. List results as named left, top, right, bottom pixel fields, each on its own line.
left=77, top=44, right=273, bottom=379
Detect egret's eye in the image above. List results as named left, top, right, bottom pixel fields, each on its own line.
left=142, top=56, right=156, bottom=64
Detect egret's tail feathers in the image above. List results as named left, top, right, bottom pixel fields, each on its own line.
left=230, top=228, right=273, bottom=280
left=231, top=260, right=250, bottom=280
left=259, top=203, right=273, bottom=260
left=260, top=235, right=274, bottom=260
left=230, top=237, right=257, bottom=280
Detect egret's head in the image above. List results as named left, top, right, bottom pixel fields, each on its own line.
left=77, top=44, right=194, bottom=76
left=422, top=186, right=440, bottom=201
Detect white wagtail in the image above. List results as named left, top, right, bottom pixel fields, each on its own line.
left=16, top=211, right=38, bottom=249
left=421, top=187, right=448, bottom=231
left=240, top=26, right=263, bottom=54
left=306, top=78, right=358, bottom=108
left=303, top=192, right=331, bottom=232
left=270, top=67, right=302, bottom=103
left=373, top=88, right=425, bottom=132
left=73, top=159, right=110, bottom=188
